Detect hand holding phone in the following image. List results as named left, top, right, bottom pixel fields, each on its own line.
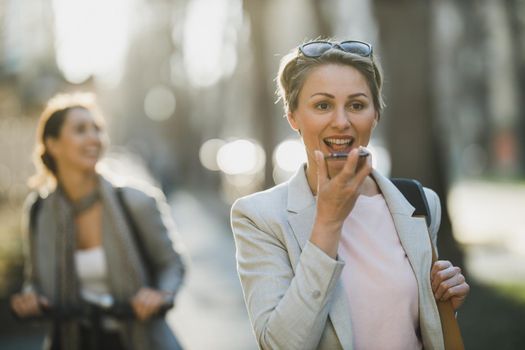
left=324, top=147, right=370, bottom=179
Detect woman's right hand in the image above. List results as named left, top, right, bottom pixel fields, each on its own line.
left=310, top=148, right=372, bottom=258
left=10, top=292, right=49, bottom=318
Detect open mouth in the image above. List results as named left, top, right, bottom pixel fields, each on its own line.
left=323, top=136, right=355, bottom=153
left=82, top=146, right=101, bottom=158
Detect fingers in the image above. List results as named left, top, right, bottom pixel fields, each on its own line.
left=10, top=293, right=43, bottom=318
left=433, top=270, right=465, bottom=300
left=338, top=148, right=360, bottom=180
left=431, top=260, right=453, bottom=280
left=450, top=282, right=470, bottom=310
left=431, top=260, right=470, bottom=310
left=131, top=288, right=164, bottom=321
left=431, top=260, right=456, bottom=291
left=336, top=148, right=372, bottom=186
left=314, top=150, right=329, bottom=188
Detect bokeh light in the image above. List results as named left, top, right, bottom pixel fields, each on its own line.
left=216, top=139, right=265, bottom=175
left=274, top=139, right=306, bottom=172
left=52, top=0, right=132, bottom=85
left=199, top=138, right=226, bottom=171
left=182, top=0, right=241, bottom=88
left=367, top=142, right=391, bottom=177
left=144, top=86, right=176, bottom=121
left=273, top=139, right=306, bottom=183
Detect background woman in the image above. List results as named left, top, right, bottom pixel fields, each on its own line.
left=231, top=39, right=469, bottom=349
left=10, top=93, right=186, bottom=350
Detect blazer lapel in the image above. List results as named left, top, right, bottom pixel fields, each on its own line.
left=372, top=170, right=433, bottom=301
left=286, top=166, right=354, bottom=349
left=286, top=166, right=316, bottom=250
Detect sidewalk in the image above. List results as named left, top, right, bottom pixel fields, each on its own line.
left=166, top=189, right=257, bottom=350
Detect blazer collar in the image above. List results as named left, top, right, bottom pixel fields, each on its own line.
left=287, top=164, right=316, bottom=213
left=370, top=169, right=415, bottom=216
left=285, top=166, right=421, bottom=248
left=286, top=166, right=316, bottom=252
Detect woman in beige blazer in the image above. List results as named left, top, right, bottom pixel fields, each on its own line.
left=231, top=39, right=469, bottom=350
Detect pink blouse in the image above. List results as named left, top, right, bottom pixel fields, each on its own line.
left=338, top=194, right=422, bottom=350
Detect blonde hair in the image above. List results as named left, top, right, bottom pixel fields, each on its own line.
left=28, top=92, right=106, bottom=190
left=276, top=39, right=385, bottom=117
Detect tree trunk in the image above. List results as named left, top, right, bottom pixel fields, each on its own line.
left=373, top=0, right=463, bottom=264
left=243, top=0, right=275, bottom=188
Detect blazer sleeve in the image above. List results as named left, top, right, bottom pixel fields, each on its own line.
left=123, top=187, right=187, bottom=296
left=231, top=197, right=344, bottom=350
left=20, top=193, right=39, bottom=293
left=424, top=188, right=442, bottom=257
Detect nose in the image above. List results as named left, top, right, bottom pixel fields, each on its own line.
left=87, top=126, right=102, bottom=144
left=331, top=106, right=351, bottom=130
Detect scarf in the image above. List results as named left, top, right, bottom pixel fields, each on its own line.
left=33, top=175, right=151, bottom=349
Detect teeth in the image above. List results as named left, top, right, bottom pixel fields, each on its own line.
left=325, top=138, right=352, bottom=145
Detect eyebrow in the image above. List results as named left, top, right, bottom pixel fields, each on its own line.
left=310, top=92, right=368, bottom=99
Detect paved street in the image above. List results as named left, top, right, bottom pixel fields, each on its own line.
left=167, top=190, right=257, bottom=350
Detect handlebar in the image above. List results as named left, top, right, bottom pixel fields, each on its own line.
left=12, top=299, right=173, bottom=322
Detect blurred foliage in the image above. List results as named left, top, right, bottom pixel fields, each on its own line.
left=460, top=282, right=525, bottom=349
left=493, top=283, right=525, bottom=305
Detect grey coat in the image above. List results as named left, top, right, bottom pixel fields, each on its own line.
left=23, top=179, right=186, bottom=350
left=231, top=167, right=445, bottom=350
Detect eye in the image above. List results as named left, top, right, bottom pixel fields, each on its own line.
left=315, top=102, right=331, bottom=111
left=75, top=123, right=87, bottom=134
left=348, top=102, right=364, bottom=111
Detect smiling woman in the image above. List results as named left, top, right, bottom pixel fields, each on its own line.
left=11, top=93, right=187, bottom=350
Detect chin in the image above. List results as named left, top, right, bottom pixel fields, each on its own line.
left=77, top=160, right=99, bottom=173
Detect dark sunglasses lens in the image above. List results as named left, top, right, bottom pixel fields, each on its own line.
left=300, top=42, right=333, bottom=57
left=339, top=41, right=371, bottom=56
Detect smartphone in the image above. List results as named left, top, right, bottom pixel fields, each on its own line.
left=324, top=148, right=370, bottom=178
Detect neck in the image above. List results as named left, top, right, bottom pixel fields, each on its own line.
left=57, top=169, right=99, bottom=201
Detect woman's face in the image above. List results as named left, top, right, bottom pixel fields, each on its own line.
left=288, top=63, right=378, bottom=179
left=46, top=108, right=105, bottom=174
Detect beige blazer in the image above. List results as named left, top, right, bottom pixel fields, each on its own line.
left=231, top=167, right=445, bottom=350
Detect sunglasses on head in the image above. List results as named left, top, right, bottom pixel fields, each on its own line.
left=299, top=40, right=373, bottom=58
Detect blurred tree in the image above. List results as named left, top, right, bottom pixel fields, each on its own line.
left=507, top=0, right=525, bottom=174
left=243, top=0, right=275, bottom=188
left=373, top=0, right=463, bottom=264
left=312, top=0, right=333, bottom=39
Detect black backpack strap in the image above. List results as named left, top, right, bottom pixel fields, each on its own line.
left=390, top=178, right=431, bottom=228
left=115, top=187, right=155, bottom=285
